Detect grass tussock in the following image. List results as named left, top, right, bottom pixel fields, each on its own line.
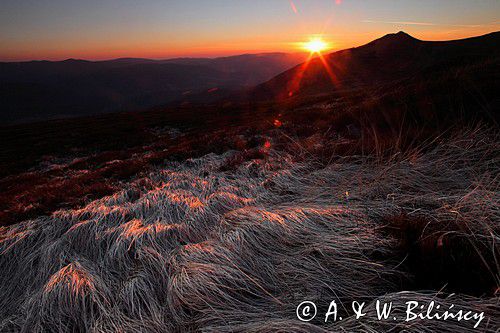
left=0, top=128, right=498, bottom=332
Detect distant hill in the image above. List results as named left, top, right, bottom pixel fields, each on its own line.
left=253, top=31, right=499, bottom=99
left=2, top=32, right=498, bottom=126
left=0, top=53, right=304, bottom=124
left=1, top=32, right=498, bottom=226
left=250, top=31, right=499, bottom=126
left=246, top=32, right=500, bottom=128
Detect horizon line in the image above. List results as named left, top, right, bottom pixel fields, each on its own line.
left=1, top=30, right=498, bottom=63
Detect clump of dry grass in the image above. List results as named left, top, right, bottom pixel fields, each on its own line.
left=0, top=128, right=498, bottom=332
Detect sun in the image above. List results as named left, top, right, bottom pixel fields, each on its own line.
left=303, top=38, right=329, bottom=54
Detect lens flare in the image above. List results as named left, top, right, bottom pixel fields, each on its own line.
left=303, top=38, right=329, bottom=53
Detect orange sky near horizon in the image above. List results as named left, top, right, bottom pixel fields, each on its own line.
left=1, top=0, right=499, bottom=61
left=4, top=27, right=498, bottom=62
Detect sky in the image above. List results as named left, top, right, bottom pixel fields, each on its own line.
left=1, top=0, right=499, bottom=61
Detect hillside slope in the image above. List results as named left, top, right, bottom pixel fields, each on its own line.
left=0, top=53, right=304, bottom=124
left=250, top=32, right=499, bottom=127
left=0, top=129, right=498, bottom=332
left=254, top=31, right=500, bottom=98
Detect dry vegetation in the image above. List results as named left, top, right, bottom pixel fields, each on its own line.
left=0, top=125, right=498, bottom=332
left=1, top=31, right=498, bottom=332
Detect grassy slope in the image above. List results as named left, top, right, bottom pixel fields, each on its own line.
left=1, top=32, right=497, bottom=227
left=0, top=105, right=275, bottom=226
left=1, top=55, right=496, bottom=226
left=0, top=32, right=498, bottom=332
left=0, top=128, right=498, bottom=332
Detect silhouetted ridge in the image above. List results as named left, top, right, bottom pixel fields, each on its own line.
left=61, top=58, right=89, bottom=64
left=364, top=31, right=421, bottom=49
left=0, top=53, right=305, bottom=123
left=251, top=31, right=499, bottom=100
left=382, top=31, right=419, bottom=42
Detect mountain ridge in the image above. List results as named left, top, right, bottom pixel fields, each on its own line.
left=0, top=52, right=306, bottom=124
left=250, top=31, right=500, bottom=101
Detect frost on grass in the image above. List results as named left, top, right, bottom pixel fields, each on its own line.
left=0, top=130, right=498, bottom=332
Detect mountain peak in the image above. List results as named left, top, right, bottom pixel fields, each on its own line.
left=61, top=58, right=89, bottom=64
left=363, top=31, right=420, bottom=50
left=379, top=31, right=419, bottom=42
left=396, top=31, right=411, bottom=36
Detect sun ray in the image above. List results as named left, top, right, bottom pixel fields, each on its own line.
left=318, top=52, right=338, bottom=85
left=286, top=52, right=314, bottom=97
left=285, top=36, right=336, bottom=98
